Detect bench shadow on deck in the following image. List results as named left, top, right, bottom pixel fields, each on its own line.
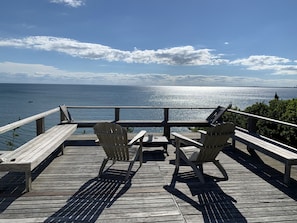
left=223, top=146, right=297, bottom=200
left=0, top=136, right=297, bottom=222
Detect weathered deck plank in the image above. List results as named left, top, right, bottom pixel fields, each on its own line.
left=0, top=135, right=297, bottom=222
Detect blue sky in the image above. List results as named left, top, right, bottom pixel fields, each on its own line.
left=0, top=0, right=297, bottom=87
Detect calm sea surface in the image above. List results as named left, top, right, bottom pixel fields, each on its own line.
left=1, top=83, right=296, bottom=150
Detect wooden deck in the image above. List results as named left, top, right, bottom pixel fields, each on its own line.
left=0, top=134, right=297, bottom=222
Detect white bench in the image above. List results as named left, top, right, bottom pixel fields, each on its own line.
left=0, top=124, right=77, bottom=192
left=232, top=127, right=297, bottom=185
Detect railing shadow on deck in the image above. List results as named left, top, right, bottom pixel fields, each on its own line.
left=223, top=147, right=297, bottom=200
left=45, top=170, right=133, bottom=223
left=164, top=171, right=247, bottom=223
left=0, top=172, right=25, bottom=214
left=0, top=149, right=62, bottom=214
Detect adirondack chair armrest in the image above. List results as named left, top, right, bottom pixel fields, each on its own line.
left=172, top=132, right=204, bottom=148
left=198, top=129, right=213, bottom=143
left=198, top=130, right=207, bottom=135
left=128, top=130, right=147, bottom=146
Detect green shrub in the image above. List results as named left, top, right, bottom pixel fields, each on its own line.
left=224, top=97, right=297, bottom=147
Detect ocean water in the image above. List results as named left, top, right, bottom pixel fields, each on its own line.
left=1, top=83, right=296, bottom=150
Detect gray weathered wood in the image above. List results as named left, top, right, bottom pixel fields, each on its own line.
left=1, top=135, right=297, bottom=222
left=0, top=124, right=77, bottom=192
left=232, top=128, right=297, bottom=185
left=0, top=107, right=60, bottom=134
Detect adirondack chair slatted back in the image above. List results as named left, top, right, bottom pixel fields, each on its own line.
left=94, top=122, right=130, bottom=161
left=206, top=104, right=231, bottom=125
left=197, top=122, right=235, bottom=162
left=60, top=105, right=72, bottom=122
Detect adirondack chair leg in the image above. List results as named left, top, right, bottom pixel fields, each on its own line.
left=179, top=152, right=205, bottom=183
left=191, top=164, right=205, bottom=183
left=25, top=171, right=32, bottom=192
left=198, top=164, right=203, bottom=174
left=137, top=146, right=143, bottom=167
left=125, top=161, right=135, bottom=180
left=98, top=158, right=109, bottom=178
left=174, top=140, right=181, bottom=174
left=184, top=163, right=205, bottom=183
left=213, top=160, right=228, bottom=180
left=139, top=149, right=143, bottom=167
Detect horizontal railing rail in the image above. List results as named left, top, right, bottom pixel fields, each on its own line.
left=227, top=108, right=297, bottom=148
left=63, top=106, right=216, bottom=138
left=1, top=105, right=296, bottom=151
left=228, top=109, right=297, bottom=129
left=227, top=109, right=297, bottom=131
left=0, top=107, right=60, bottom=136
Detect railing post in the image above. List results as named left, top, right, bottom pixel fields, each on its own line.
left=115, top=108, right=120, bottom=121
left=246, top=117, right=259, bottom=157
left=247, top=117, right=257, bottom=133
left=36, top=118, right=45, bottom=135
left=60, top=110, right=63, bottom=123
left=163, top=108, right=170, bottom=138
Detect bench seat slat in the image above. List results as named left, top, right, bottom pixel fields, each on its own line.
left=234, top=130, right=297, bottom=161
left=18, top=125, right=76, bottom=164
left=1, top=125, right=77, bottom=164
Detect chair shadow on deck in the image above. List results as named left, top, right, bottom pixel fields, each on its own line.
left=164, top=172, right=247, bottom=223
left=45, top=169, right=133, bottom=223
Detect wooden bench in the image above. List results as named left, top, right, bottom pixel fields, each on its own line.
left=232, top=127, right=297, bottom=185
left=0, top=124, right=77, bottom=192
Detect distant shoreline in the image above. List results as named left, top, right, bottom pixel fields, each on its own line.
left=0, top=82, right=295, bottom=89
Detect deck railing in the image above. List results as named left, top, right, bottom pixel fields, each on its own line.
left=0, top=106, right=296, bottom=151
left=63, top=105, right=215, bottom=138
left=227, top=108, right=297, bottom=147
left=227, top=108, right=297, bottom=132
left=0, top=107, right=60, bottom=136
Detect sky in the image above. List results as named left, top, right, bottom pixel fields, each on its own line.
left=0, top=0, right=297, bottom=87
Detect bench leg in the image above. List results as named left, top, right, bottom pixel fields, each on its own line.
left=60, top=143, right=65, bottom=155
left=284, top=163, right=291, bottom=185
left=25, top=171, right=32, bottom=192
left=164, top=144, right=169, bottom=156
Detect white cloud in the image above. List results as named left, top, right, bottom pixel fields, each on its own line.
left=50, top=0, right=85, bottom=7
left=0, top=36, right=228, bottom=66
left=1, top=36, right=297, bottom=77
left=231, top=55, right=291, bottom=66
left=231, top=55, right=297, bottom=75
left=0, top=62, right=62, bottom=76
left=1, top=62, right=296, bottom=87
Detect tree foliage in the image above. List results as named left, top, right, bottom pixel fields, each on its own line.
left=224, top=97, right=297, bottom=147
